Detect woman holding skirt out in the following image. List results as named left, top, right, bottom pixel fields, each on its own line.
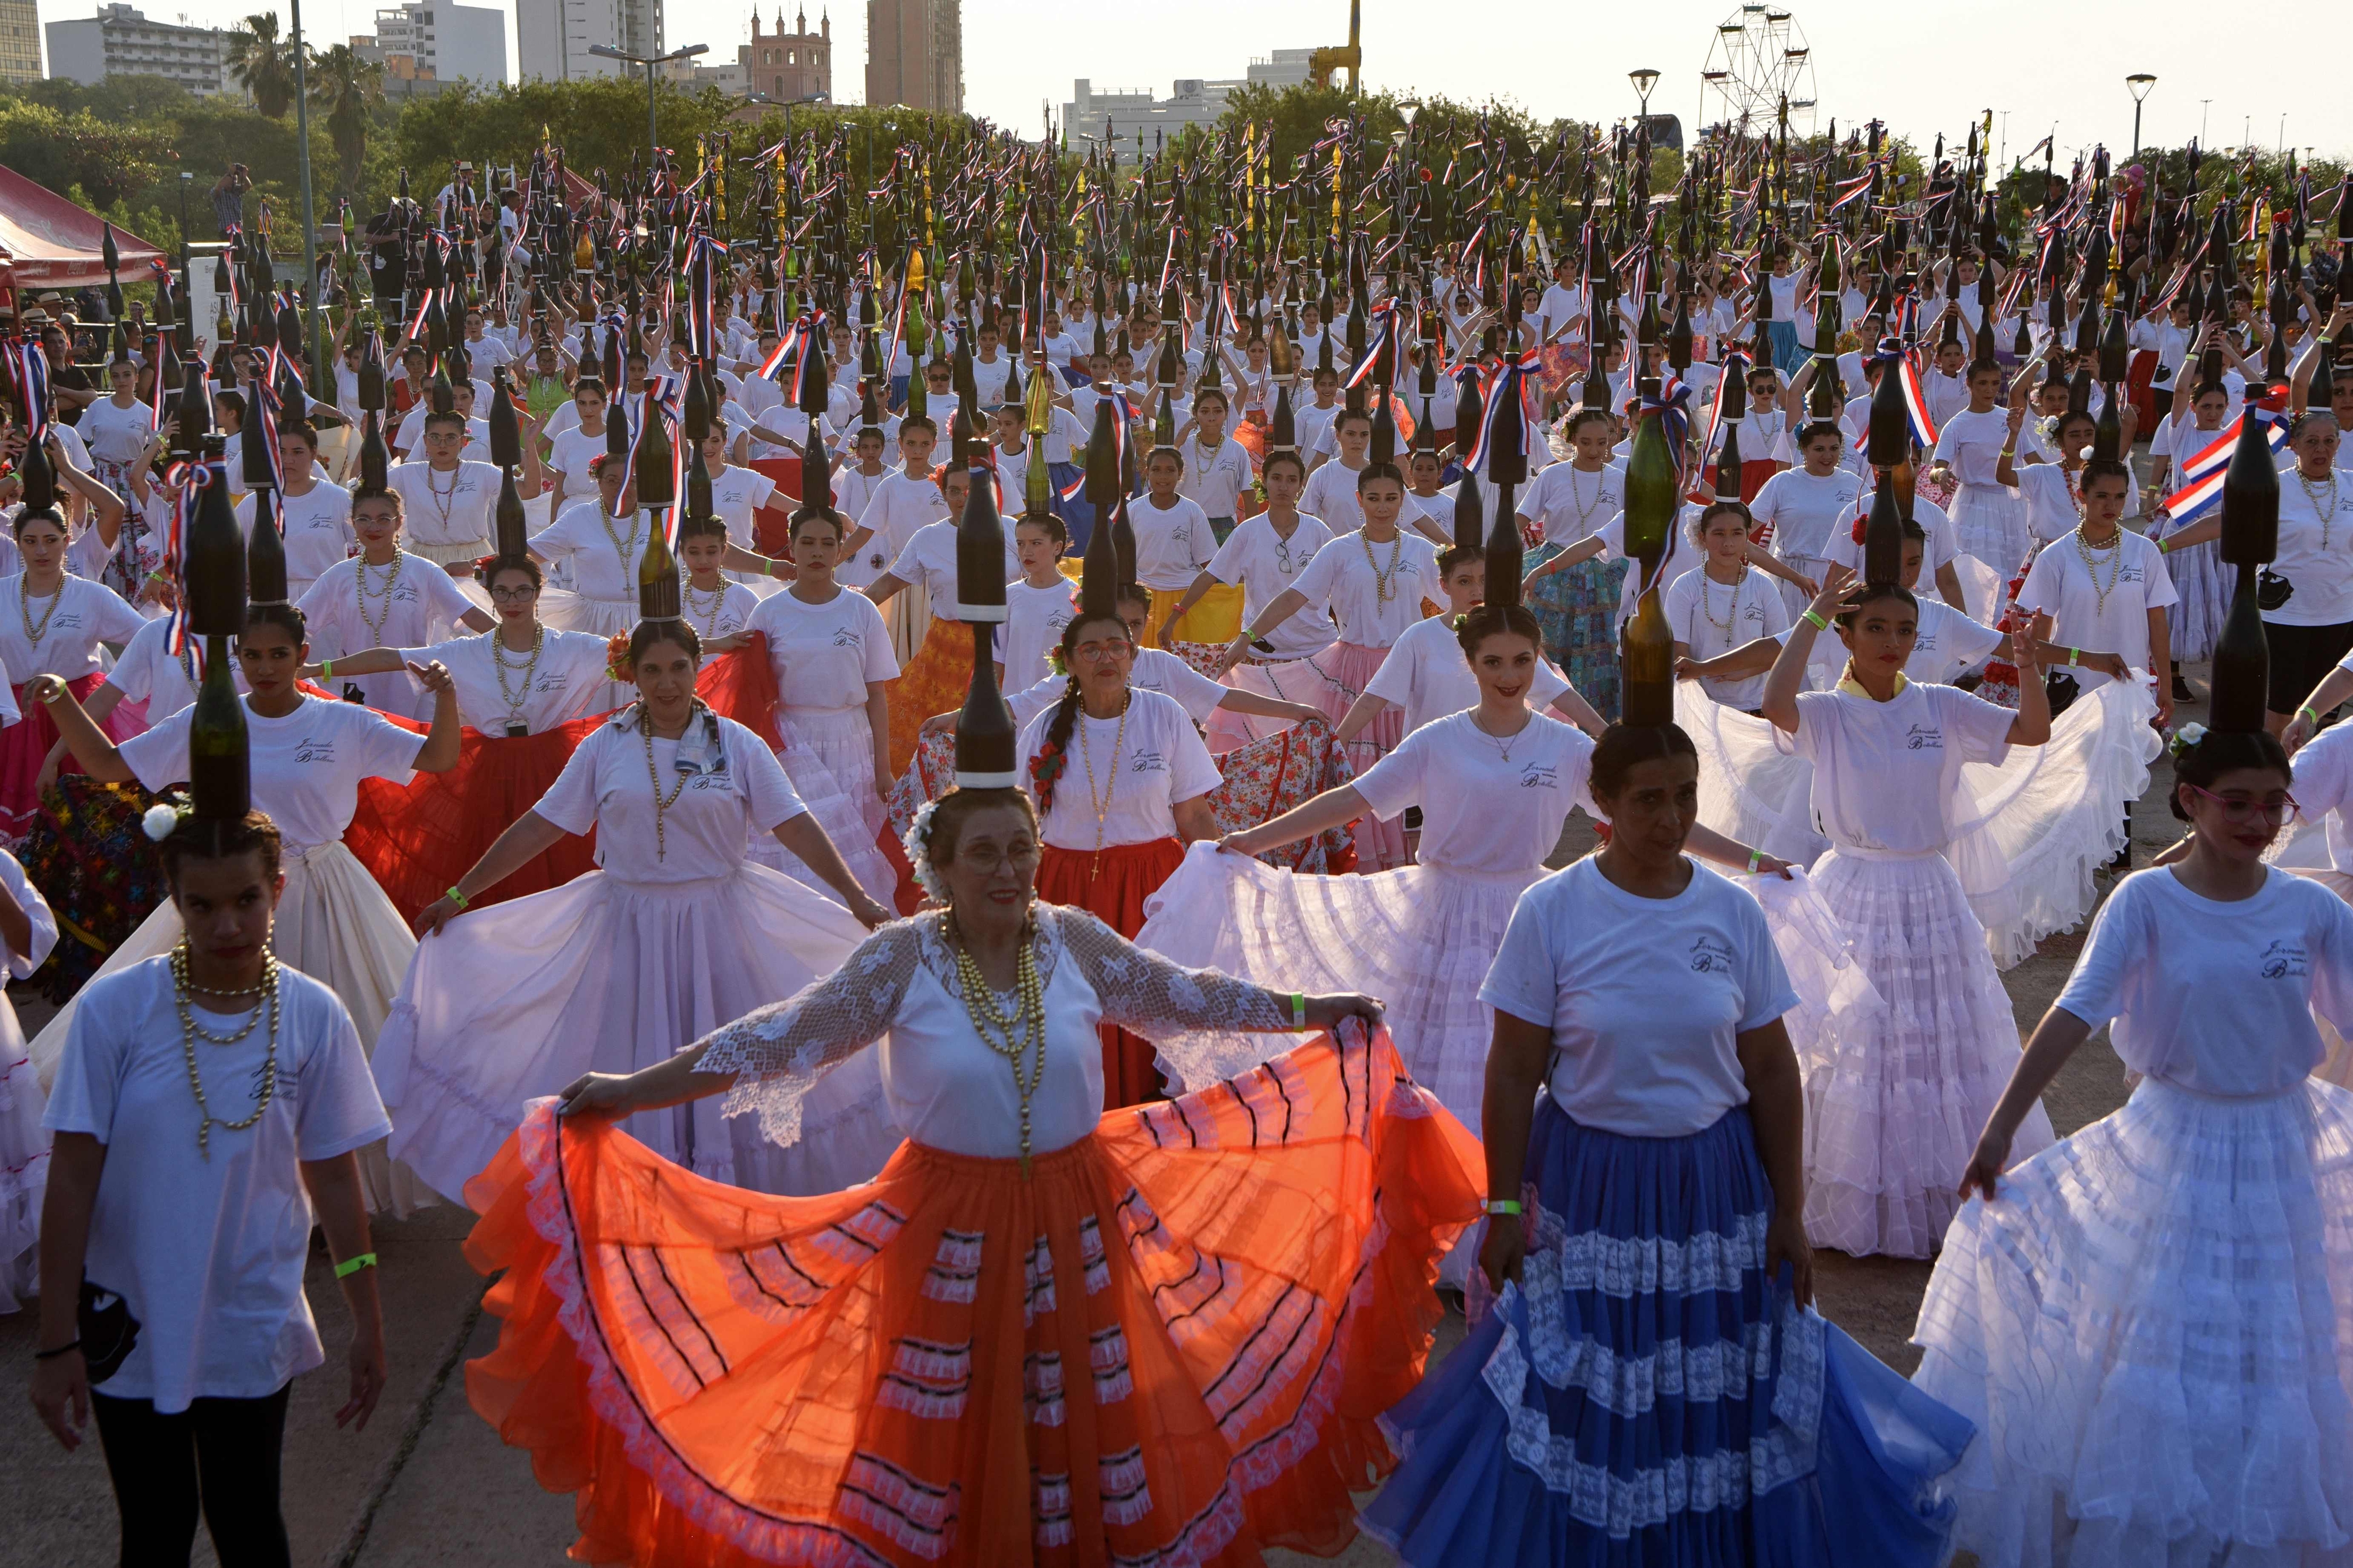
left=457, top=783, right=1485, bottom=1566
left=375, top=618, right=896, bottom=1205
left=1361, top=721, right=1971, bottom=1567
left=1913, top=725, right=2353, bottom=1567
left=26, top=602, right=462, bottom=1214
left=1759, top=572, right=2062, bottom=1258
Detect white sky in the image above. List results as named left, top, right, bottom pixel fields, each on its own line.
left=36, top=0, right=2351, bottom=164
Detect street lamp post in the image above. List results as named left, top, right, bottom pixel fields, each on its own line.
left=289, top=0, right=327, bottom=392
left=2127, top=73, right=2157, bottom=157
left=1629, top=67, right=1660, bottom=134
left=744, top=90, right=827, bottom=145
left=589, top=42, right=710, bottom=157
left=177, top=171, right=194, bottom=272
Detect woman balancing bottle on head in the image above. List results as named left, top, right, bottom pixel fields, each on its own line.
left=448, top=458, right=1482, bottom=1564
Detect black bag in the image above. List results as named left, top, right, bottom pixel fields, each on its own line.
left=2259, top=571, right=2295, bottom=612
left=2045, top=670, right=2081, bottom=718
left=77, top=1277, right=141, bottom=1384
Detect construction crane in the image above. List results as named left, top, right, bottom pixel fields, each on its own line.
left=1307, top=0, right=1362, bottom=94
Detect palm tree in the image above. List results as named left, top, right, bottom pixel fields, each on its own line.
left=308, top=45, right=384, bottom=195
left=226, top=12, right=301, bottom=119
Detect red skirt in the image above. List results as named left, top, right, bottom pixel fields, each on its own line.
left=1, top=672, right=128, bottom=843
left=461, top=1025, right=1482, bottom=1567
left=1038, top=837, right=1187, bottom=1107
left=345, top=719, right=604, bottom=925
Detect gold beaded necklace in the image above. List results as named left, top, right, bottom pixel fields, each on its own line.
left=2074, top=523, right=2124, bottom=615
left=946, top=913, right=1046, bottom=1178
left=171, top=940, right=282, bottom=1159
left=491, top=624, right=545, bottom=730
left=640, top=700, right=702, bottom=860
left=354, top=552, right=404, bottom=644
left=1078, top=689, right=1131, bottom=880
left=19, top=575, right=64, bottom=649
left=1359, top=528, right=1404, bottom=607
left=684, top=581, right=728, bottom=638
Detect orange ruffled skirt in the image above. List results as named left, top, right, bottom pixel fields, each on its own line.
left=1038, top=838, right=1187, bottom=1107
left=884, top=616, right=972, bottom=780
left=462, top=1025, right=1482, bottom=1567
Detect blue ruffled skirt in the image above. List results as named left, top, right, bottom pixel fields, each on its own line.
left=1361, top=1100, right=1972, bottom=1567
left=1524, top=545, right=1629, bottom=723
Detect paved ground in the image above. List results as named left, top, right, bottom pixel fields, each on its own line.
left=0, top=696, right=2189, bottom=1567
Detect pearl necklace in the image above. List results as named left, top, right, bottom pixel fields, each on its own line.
left=2075, top=525, right=2125, bottom=614
left=1701, top=566, right=1746, bottom=648
left=947, top=914, right=1047, bottom=1178
left=18, top=576, right=63, bottom=649
left=684, top=581, right=729, bottom=637
left=354, top=553, right=404, bottom=644
left=491, top=625, right=545, bottom=729
left=2298, top=469, right=2342, bottom=554
left=1360, top=529, right=1404, bottom=607
left=171, top=941, right=282, bottom=1159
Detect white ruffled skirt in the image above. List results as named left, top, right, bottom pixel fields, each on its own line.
left=1951, top=482, right=2029, bottom=581
left=0, top=995, right=44, bottom=1313
left=28, top=839, right=431, bottom=1215
left=2154, top=514, right=2229, bottom=666
left=536, top=590, right=636, bottom=709
left=748, top=706, right=896, bottom=908
left=373, top=862, right=902, bottom=1208
left=1787, top=847, right=2055, bottom=1259
left=1912, top=1076, right=2353, bottom=1568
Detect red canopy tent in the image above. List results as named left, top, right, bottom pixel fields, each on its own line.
left=0, top=166, right=169, bottom=296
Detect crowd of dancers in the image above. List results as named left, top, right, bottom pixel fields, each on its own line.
left=4, top=104, right=2353, bottom=1568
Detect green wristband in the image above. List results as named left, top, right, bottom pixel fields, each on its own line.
left=1484, top=1199, right=1524, bottom=1217
left=1801, top=609, right=1829, bottom=632
left=333, top=1252, right=378, bottom=1279
left=445, top=885, right=469, bottom=911
left=2301, top=705, right=2321, bottom=726
left=1289, top=992, right=1307, bottom=1029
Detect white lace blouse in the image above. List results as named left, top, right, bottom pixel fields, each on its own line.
left=698, top=905, right=1292, bottom=1159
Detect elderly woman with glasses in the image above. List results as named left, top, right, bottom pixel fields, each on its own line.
left=1016, top=599, right=1224, bottom=1106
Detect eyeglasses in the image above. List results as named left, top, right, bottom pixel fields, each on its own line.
left=488, top=585, right=540, bottom=602
left=2182, top=783, right=2300, bottom=827
left=1072, top=639, right=1132, bottom=663
left=953, top=841, right=1040, bottom=875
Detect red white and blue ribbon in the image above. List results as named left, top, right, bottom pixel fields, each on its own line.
left=2160, top=392, right=2292, bottom=524
left=159, top=458, right=224, bottom=658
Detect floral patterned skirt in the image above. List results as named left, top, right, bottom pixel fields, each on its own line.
left=1524, top=544, right=1629, bottom=723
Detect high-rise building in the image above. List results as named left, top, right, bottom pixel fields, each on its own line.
left=0, top=0, right=41, bottom=83
left=865, top=0, right=956, bottom=112
left=1061, top=51, right=1315, bottom=164
left=518, top=0, right=659, bottom=82
left=45, top=4, right=226, bottom=93
left=738, top=5, right=828, bottom=104
left=363, top=0, right=508, bottom=85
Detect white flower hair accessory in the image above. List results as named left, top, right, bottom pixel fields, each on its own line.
left=902, top=798, right=949, bottom=903
left=142, top=803, right=186, bottom=843
left=2168, top=720, right=2208, bottom=759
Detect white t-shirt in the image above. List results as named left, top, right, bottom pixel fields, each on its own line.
left=236, top=481, right=355, bottom=593
left=2012, top=463, right=2088, bottom=545
left=394, top=628, right=615, bottom=733
left=1294, top=401, right=1342, bottom=464
left=1207, top=512, right=1336, bottom=660
left=1518, top=461, right=1627, bottom=548
left=98, top=616, right=249, bottom=716
left=1824, top=491, right=1961, bottom=578
left=296, top=552, right=481, bottom=717
left=2017, top=527, right=2177, bottom=689
left=546, top=426, right=609, bottom=493
left=121, top=694, right=424, bottom=849
left=748, top=586, right=899, bottom=712
left=1017, top=688, right=1221, bottom=850
left=77, top=396, right=156, bottom=466
left=1592, top=506, right=1705, bottom=629
left=529, top=502, right=655, bottom=604
left=392, top=408, right=488, bottom=458
left=1750, top=466, right=1863, bottom=565
left=2056, top=867, right=2353, bottom=1098
left=1482, top=858, right=1799, bottom=1138
left=1931, top=408, right=2014, bottom=488
left=0, top=574, right=146, bottom=680
left=1782, top=683, right=2015, bottom=855
left=2292, top=717, right=2353, bottom=875
left=535, top=710, right=805, bottom=885
left=831, top=466, right=891, bottom=543
left=2271, top=468, right=2353, bottom=628
left=1664, top=565, right=1794, bottom=710
left=1354, top=710, right=1595, bottom=872
left=999, top=578, right=1076, bottom=692
left=385, top=460, right=501, bottom=554
left=706, top=465, right=779, bottom=543
left=1772, top=596, right=2004, bottom=691
left=1176, top=435, right=1254, bottom=520
left=1363, top=613, right=1573, bottom=738
left=1298, top=459, right=1368, bottom=537
left=681, top=579, right=762, bottom=642
left=1127, top=494, right=1215, bottom=591
left=1288, top=529, right=1441, bottom=649
left=1008, top=648, right=1230, bottom=730
left=884, top=521, right=1020, bottom=620
left=849, top=471, right=952, bottom=589
left=42, top=959, right=389, bottom=1412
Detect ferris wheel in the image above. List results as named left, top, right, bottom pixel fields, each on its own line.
left=1699, top=5, right=1818, bottom=139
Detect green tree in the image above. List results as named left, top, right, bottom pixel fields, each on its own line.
left=309, top=44, right=384, bottom=196
left=226, top=12, right=304, bottom=119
